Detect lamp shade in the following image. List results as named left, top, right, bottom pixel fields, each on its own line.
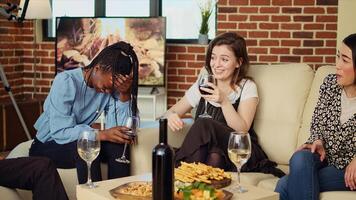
left=17, top=0, right=52, bottom=20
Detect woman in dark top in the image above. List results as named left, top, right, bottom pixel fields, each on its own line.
left=164, top=32, right=284, bottom=177
left=275, top=33, right=356, bottom=199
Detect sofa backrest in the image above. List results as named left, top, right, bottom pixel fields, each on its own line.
left=297, top=66, right=336, bottom=147
left=247, top=63, right=315, bottom=165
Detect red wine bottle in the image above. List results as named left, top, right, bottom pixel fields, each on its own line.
left=152, top=118, right=174, bottom=200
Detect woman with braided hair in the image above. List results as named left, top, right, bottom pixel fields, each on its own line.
left=29, top=41, right=139, bottom=183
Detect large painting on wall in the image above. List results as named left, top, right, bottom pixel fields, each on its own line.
left=55, top=17, right=166, bottom=86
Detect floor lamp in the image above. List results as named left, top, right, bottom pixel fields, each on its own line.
left=0, top=0, right=52, bottom=140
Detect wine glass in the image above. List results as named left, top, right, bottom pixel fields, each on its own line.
left=227, top=131, right=251, bottom=193
left=77, top=129, right=100, bottom=188
left=198, top=73, right=216, bottom=118
left=116, top=115, right=140, bottom=164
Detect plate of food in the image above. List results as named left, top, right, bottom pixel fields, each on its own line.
left=109, top=181, right=152, bottom=200
left=175, top=162, right=232, bottom=189
left=175, top=182, right=233, bottom=200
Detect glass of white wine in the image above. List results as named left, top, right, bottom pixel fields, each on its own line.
left=77, top=129, right=100, bottom=188
left=227, top=131, right=251, bottom=193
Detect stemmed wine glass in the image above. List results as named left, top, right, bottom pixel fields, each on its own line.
left=198, top=73, right=216, bottom=118
left=116, top=115, right=140, bottom=164
left=77, top=129, right=100, bottom=188
left=227, top=131, right=251, bottom=193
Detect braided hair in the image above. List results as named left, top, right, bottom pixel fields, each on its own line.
left=83, top=41, right=139, bottom=118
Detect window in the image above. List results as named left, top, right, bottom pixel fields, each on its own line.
left=162, top=0, right=216, bottom=40
left=106, top=0, right=150, bottom=17
left=44, top=0, right=216, bottom=42
left=46, top=0, right=95, bottom=38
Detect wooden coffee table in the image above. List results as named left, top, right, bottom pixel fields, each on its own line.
left=77, top=173, right=278, bottom=200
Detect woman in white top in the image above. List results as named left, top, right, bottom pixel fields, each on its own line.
left=165, top=32, right=284, bottom=176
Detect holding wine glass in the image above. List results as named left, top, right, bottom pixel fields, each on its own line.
left=116, top=115, right=140, bottom=164
left=77, top=129, right=100, bottom=188
left=198, top=73, right=217, bottom=118
left=227, top=131, right=251, bottom=193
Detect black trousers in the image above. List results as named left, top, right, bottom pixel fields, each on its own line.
left=29, top=137, right=130, bottom=184
left=0, top=157, right=68, bottom=200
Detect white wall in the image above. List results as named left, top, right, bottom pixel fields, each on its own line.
left=337, top=0, right=356, bottom=48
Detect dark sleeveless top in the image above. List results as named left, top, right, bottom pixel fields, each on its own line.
left=194, top=81, right=285, bottom=177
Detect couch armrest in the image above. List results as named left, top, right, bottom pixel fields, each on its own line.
left=130, top=121, right=192, bottom=175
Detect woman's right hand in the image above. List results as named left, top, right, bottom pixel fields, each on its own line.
left=98, top=126, right=133, bottom=144
left=167, top=112, right=184, bottom=132
left=296, top=139, right=326, bottom=161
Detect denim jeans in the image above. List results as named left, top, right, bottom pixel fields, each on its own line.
left=275, top=150, right=350, bottom=200
left=29, top=137, right=130, bottom=184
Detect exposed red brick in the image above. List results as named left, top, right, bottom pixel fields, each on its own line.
left=303, top=40, right=324, bottom=47
left=218, top=14, right=227, bottom=21
left=326, top=24, right=337, bottom=30
left=316, top=15, right=337, bottom=22
left=249, top=31, right=269, bottom=38
left=316, top=0, right=338, bottom=6
left=293, top=32, right=313, bottom=38
left=187, top=62, right=205, bottom=68
left=327, top=7, right=337, bottom=14
left=271, top=31, right=290, bottom=38
left=259, top=23, right=279, bottom=29
left=260, top=40, right=279, bottom=46
left=187, top=46, right=206, bottom=53
left=167, top=91, right=185, bottom=97
left=271, top=15, right=291, bottom=22
left=228, top=15, right=248, bottom=21
left=167, top=69, right=177, bottom=75
left=249, top=55, right=257, bottom=62
left=239, top=23, right=257, bottom=29
left=293, top=16, right=314, bottom=22
left=197, top=55, right=205, bottom=61
left=167, top=61, right=187, bottom=68
left=280, top=56, right=301, bottom=62
left=282, top=7, right=302, bottom=13
left=40, top=43, right=54, bottom=50
left=218, top=22, right=237, bottom=29
left=294, top=0, right=315, bottom=5
left=248, top=48, right=268, bottom=54
left=168, top=46, right=186, bottom=53
left=303, top=56, right=323, bottom=62
left=325, top=56, right=336, bottom=63
left=178, top=69, right=196, bottom=76
left=186, top=77, right=198, bottom=83
left=270, top=48, right=290, bottom=54
left=178, top=83, right=191, bottom=90
left=167, top=76, right=186, bottom=82
left=281, top=23, right=302, bottom=30
left=272, top=0, right=292, bottom=6
left=260, top=7, right=280, bottom=13
left=239, top=7, right=259, bottom=13
left=250, top=15, right=269, bottom=21
left=304, top=7, right=325, bottom=14
left=259, top=55, right=278, bottom=62
left=326, top=40, right=336, bottom=47
left=218, top=0, right=228, bottom=5
left=246, top=39, right=258, bottom=46
left=293, top=48, right=313, bottom=55
left=178, top=54, right=195, bottom=61
left=315, top=48, right=336, bottom=55
left=166, top=53, right=176, bottom=60
left=304, top=23, right=324, bottom=30
left=250, top=0, right=270, bottom=5
left=219, top=7, right=238, bottom=13
left=229, top=0, right=248, bottom=5
left=316, top=32, right=336, bottom=38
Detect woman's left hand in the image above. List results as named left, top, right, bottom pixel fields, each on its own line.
left=200, top=82, right=228, bottom=104
left=345, top=157, right=356, bottom=190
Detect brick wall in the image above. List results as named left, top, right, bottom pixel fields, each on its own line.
left=0, top=0, right=339, bottom=109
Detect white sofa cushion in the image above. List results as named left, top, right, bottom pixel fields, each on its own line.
left=247, top=63, right=315, bottom=165
left=297, top=66, right=336, bottom=147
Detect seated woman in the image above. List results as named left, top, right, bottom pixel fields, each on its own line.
left=165, top=32, right=284, bottom=177
left=29, top=41, right=139, bottom=184
left=275, top=33, right=356, bottom=199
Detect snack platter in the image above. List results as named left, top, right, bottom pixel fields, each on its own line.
left=109, top=162, right=233, bottom=200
